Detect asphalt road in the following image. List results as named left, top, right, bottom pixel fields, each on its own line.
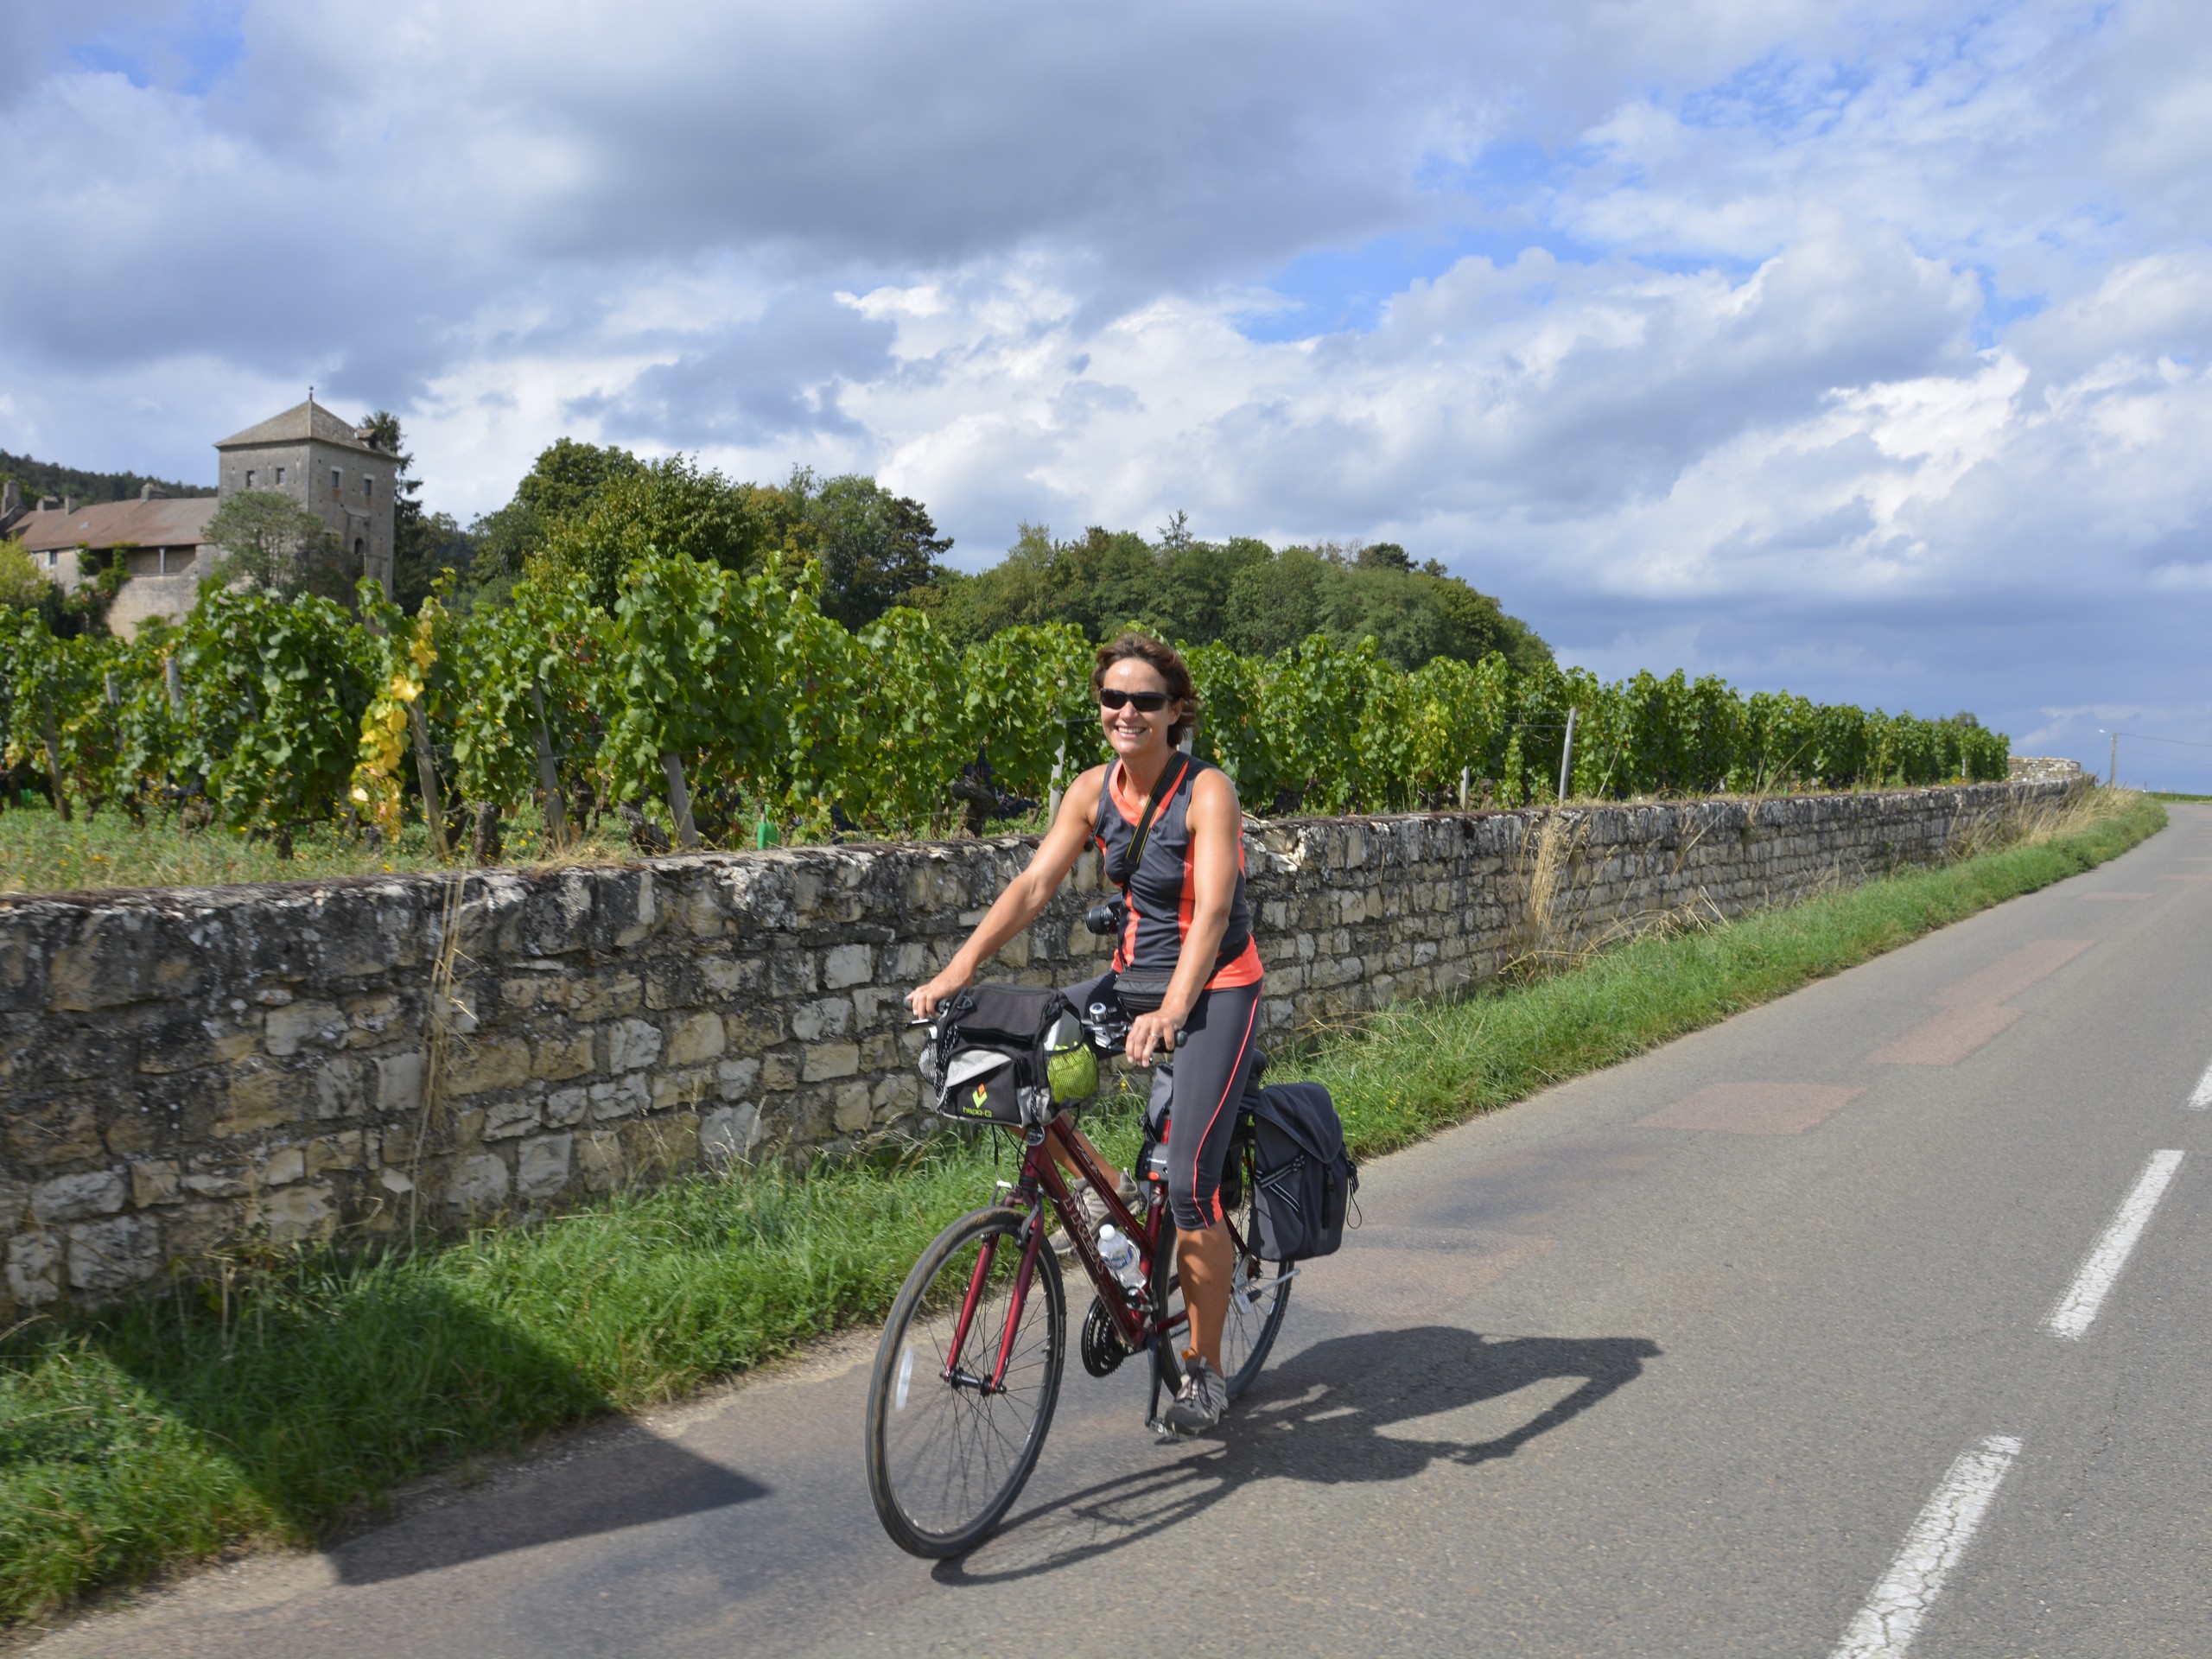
left=32, top=807, right=2212, bottom=1658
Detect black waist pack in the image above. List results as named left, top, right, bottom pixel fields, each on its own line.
left=1245, top=1081, right=1358, bottom=1262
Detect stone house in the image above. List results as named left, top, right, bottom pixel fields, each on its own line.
left=0, top=396, right=397, bottom=639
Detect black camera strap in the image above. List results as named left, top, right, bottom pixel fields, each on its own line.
left=1102, top=752, right=1193, bottom=995
left=1119, top=752, right=1190, bottom=893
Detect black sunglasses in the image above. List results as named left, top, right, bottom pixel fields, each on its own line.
left=1097, top=689, right=1173, bottom=713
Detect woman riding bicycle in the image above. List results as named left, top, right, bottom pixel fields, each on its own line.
left=906, top=632, right=1263, bottom=1434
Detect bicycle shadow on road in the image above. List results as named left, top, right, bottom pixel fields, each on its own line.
left=932, top=1324, right=1660, bottom=1586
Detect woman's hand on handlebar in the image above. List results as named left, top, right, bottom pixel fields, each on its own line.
left=1125, top=1008, right=1183, bottom=1066
left=906, top=967, right=973, bottom=1022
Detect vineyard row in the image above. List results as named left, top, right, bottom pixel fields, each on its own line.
left=0, top=551, right=2011, bottom=855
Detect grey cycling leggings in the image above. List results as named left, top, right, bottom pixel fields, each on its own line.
left=1067, top=972, right=1264, bottom=1232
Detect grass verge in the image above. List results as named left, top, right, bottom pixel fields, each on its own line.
left=0, top=789, right=2165, bottom=1624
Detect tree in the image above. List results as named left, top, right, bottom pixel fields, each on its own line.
left=790, top=469, right=954, bottom=629
left=529, top=454, right=792, bottom=610
left=470, top=438, right=646, bottom=582
left=0, top=539, right=44, bottom=610
left=360, top=410, right=478, bottom=612
left=205, top=490, right=354, bottom=602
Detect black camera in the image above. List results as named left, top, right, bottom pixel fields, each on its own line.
left=1083, top=896, right=1128, bottom=936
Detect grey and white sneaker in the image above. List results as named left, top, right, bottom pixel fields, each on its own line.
left=1160, top=1353, right=1228, bottom=1434
left=1050, top=1173, right=1141, bottom=1257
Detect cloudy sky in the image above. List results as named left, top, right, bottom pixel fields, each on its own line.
left=5, top=0, right=2211, bottom=785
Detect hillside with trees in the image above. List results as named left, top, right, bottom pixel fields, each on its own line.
left=0, top=450, right=213, bottom=505
left=459, top=440, right=1548, bottom=671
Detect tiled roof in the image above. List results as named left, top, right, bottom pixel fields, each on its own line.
left=8, top=497, right=219, bottom=552
left=213, top=397, right=380, bottom=454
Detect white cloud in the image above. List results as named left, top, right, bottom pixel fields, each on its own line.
left=5, top=0, right=2212, bottom=781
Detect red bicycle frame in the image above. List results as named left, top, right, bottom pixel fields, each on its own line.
left=942, top=1115, right=1180, bottom=1392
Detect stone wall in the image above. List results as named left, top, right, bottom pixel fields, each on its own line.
left=0, top=782, right=2063, bottom=1312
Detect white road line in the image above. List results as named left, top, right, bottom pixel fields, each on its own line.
left=1832, top=1435, right=2024, bottom=1659
left=2189, top=1057, right=2212, bottom=1109
left=2046, top=1150, right=2185, bottom=1340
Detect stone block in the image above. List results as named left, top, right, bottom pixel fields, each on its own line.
left=822, top=944, right=874, bottom=989
left=265, top=1000, right=345, bottom=1057
left=665, top=1011, right=725, bottom=1065
left=803, top=1042, right=861, bottom=1082
left=588, top=1074, right=651, bottom=1122
left=218, top=1063, right=292, bottom=1137
left=620, top=1110, right=698, bottom=1174
left=103, top=1105, right=165, bottom=1158
left=260, top=1147, right=306, bottom=1186
left=306, top=1131, right=365, bottom=1176
left=31, top=1169, right=127, bottom=1224
left=7, top=1230, right=64, bottom=1306
left=569, top=972, right=643, bottom=1021
left=376, top=1052, right=428, bottom=1115
left=531, top=1032, right=595, bottom=1081
left=516, top=1134, right=573, bottom=1200
left=760, top=1047, right=801, bottom=1090
left=700, top=1103, right=761, bottom=1163
left=315, top=1058, right=367, bottom=1120
left=832, top=1081, right=873, bottom=1134
left=67, top=1214, right=160, bottom=1289
left=544, top=1086, right=589, bottom=1128
left=716, top=1057, right=761, bottom=1100
left=257, top=1184, right=336, bottom=1243
left=650, top=1065, right=715, bottom=1112
left=790, top=998, right=852, bottom=1042
left=182, top=1163, right=251, bottom=1199
left=609, top=1017, right=663, bottom=1072
left=447, top=1153, right=511, bottom=1211
left=577, top=1130, right=625, bottom=1192
left=727, top=1008, right=785, bottom=1049
left=445, top=1037, right=531, bottom=1097
left=482, top=1098, right=540, bottom=1140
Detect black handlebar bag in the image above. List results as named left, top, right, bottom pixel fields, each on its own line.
left=919, top=984, right=1078, bottom=1127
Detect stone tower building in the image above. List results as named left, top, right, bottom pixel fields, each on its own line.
left=213, top=397, right=398, bottom=594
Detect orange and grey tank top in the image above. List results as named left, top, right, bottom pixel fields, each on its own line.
left=1091, top=755, right=1263, bottom=989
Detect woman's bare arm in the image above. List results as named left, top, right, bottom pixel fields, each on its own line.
left=906, top=766, right=1108, bottom=1018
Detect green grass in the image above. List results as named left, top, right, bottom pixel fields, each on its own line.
left=2145, top=791, right=2212, bottom=804
left=0, top=799, right=1038, bottom=899
left=0, top=804, right=455, bottom=895
left=0, top=791, right=2165, bottom=1622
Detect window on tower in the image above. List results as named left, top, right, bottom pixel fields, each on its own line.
left=331, top=467, right=341, bottom=499
left=275, top=466, right=285, bottom=486
left=364, top=474, right=372, bottom=501
left=245, top=469, right=257, bottom=488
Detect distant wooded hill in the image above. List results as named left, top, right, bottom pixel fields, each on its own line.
left=0, top=450, right=215, bottom=505
left=931, top=521, right=1552, bottom=675
left=470, top=438, right=1551, bottom=672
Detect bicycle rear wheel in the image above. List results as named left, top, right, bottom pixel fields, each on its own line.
left=865, top=1207, right=1066, bottom=1557
left=1150, top=1132, right=1292, bottom=1402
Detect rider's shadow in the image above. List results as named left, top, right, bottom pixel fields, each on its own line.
left=935, top=1325, right=1661, bottom=1583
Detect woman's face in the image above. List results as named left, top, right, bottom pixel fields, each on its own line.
left=1098, top=658, right=1182, bottom=761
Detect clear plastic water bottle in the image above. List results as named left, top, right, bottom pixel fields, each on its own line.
left=1096, top=1224, right=1144, bottom=1293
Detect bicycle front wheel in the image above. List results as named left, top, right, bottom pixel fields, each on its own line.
left=865, top=1207, right=1066, bottom=1558
left=1151, top=1134, right=1293, bottom=1402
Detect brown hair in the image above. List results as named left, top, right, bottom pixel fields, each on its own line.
left=1092, top=632, right=1197, bottom=744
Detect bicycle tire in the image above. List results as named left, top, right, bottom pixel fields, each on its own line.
left=865, top=1206, right=1066, bottom=1558
left=1150, top=1132, right=1292, bottom=1403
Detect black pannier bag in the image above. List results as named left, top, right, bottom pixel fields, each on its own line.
left=1246, top=1081, right=1358, bottom=1262
left=919, top=984, right=1077, bottom=1127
